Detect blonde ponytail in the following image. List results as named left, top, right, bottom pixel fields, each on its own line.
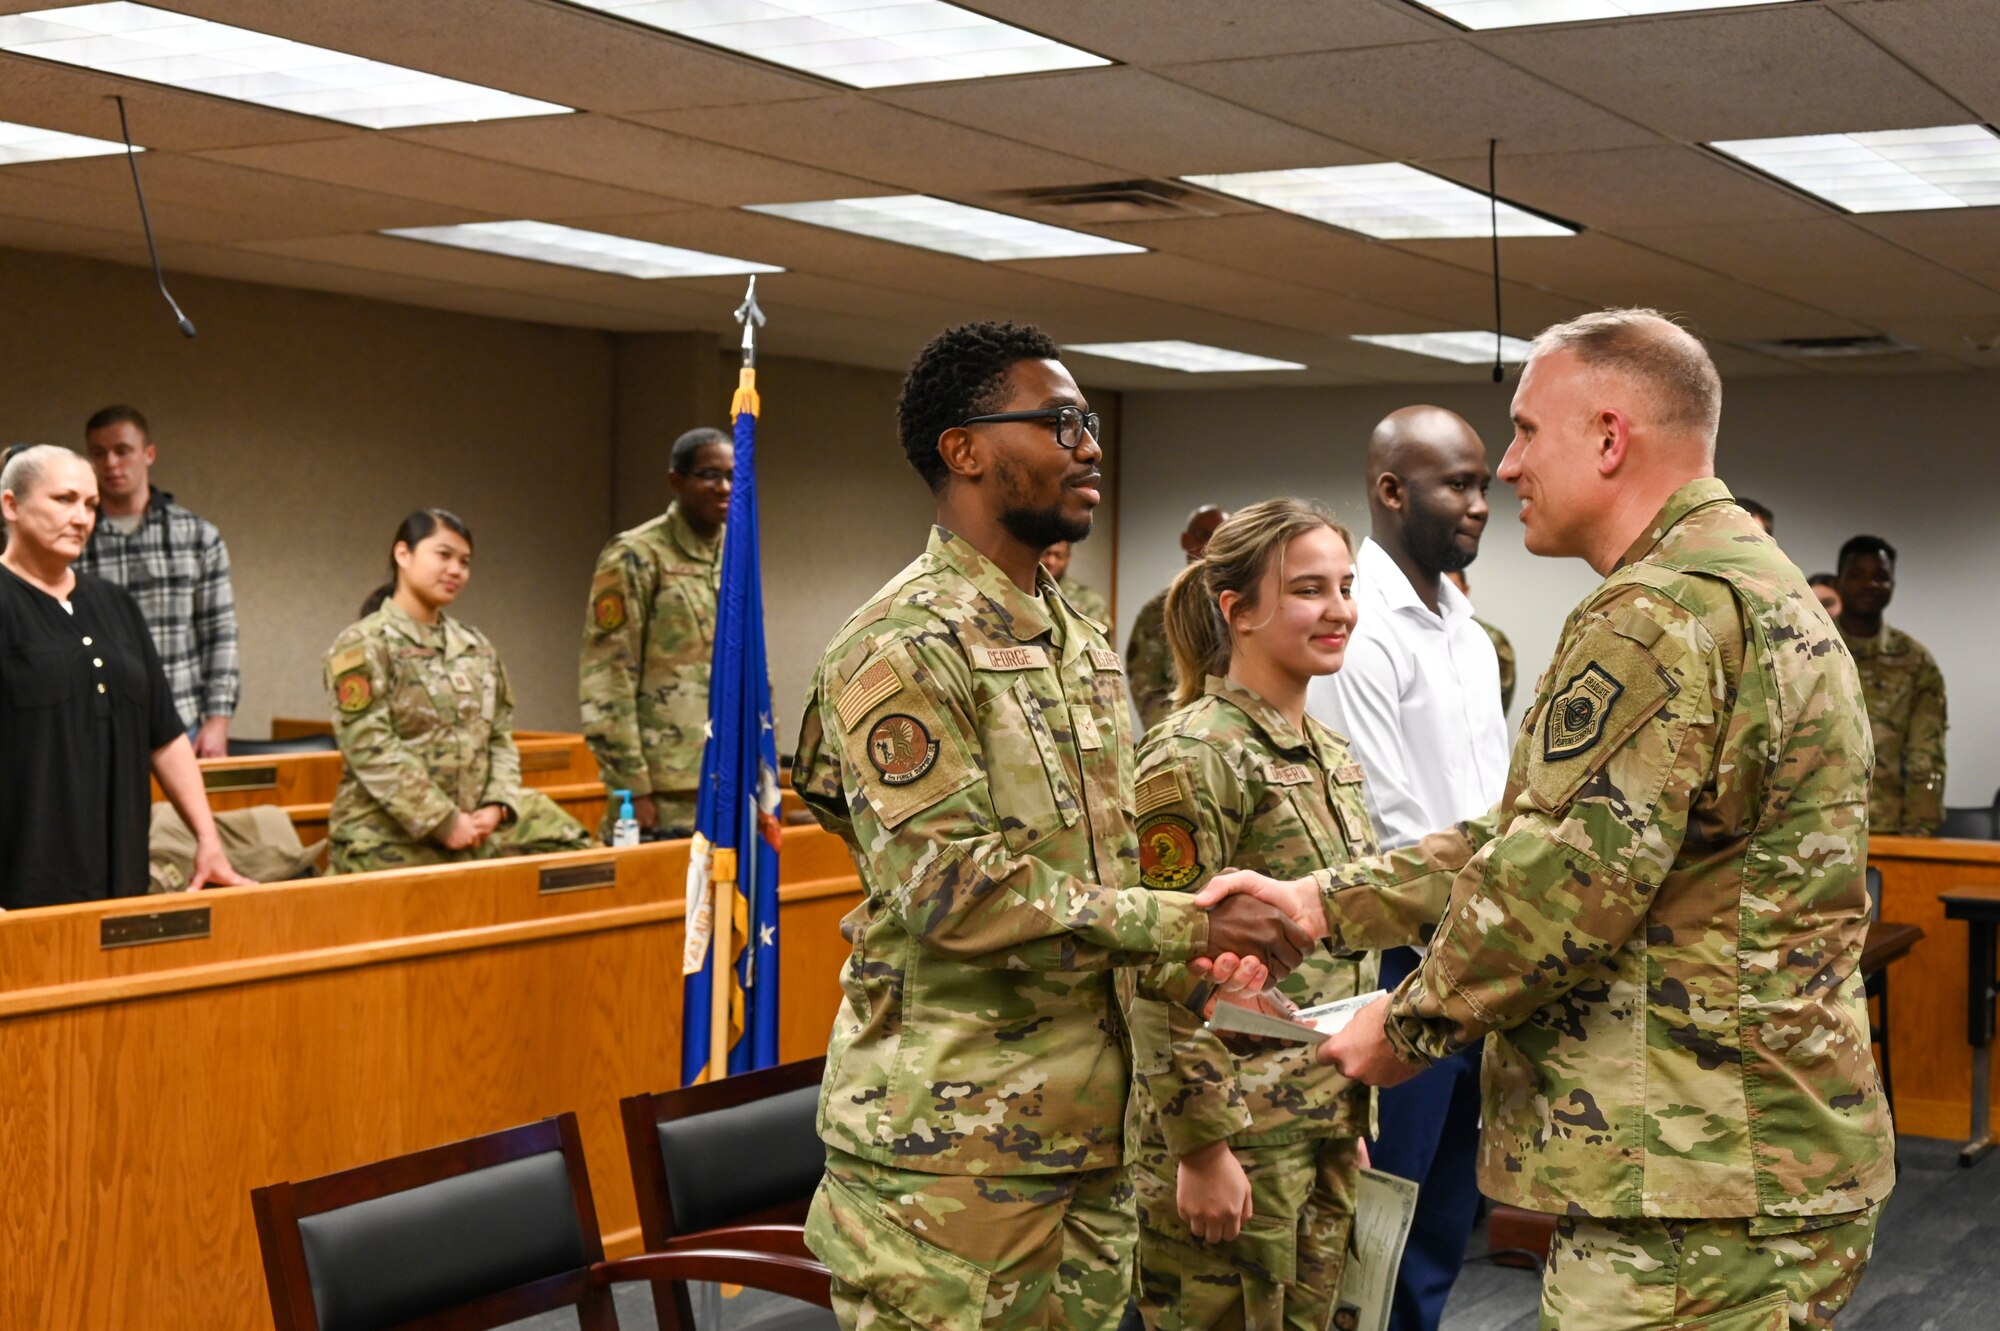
left=1158, top=499, right=1353, bottom=711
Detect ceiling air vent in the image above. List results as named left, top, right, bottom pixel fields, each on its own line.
left=1000, top=179, right=1223, bottom=225
left=1743, top=335, right=1916, bottom=359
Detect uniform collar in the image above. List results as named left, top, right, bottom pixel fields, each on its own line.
left=380, top=599, right=472, bottom=659
left=929, top=526, right=1057, bottom=644
left=1839, top=621, right=1901, bottom=656
left=1204, top=674, right=1315, bottom=756
left=665, top=502, right=720, bottom=564
left=1614, top=476, right=1734, bottom=571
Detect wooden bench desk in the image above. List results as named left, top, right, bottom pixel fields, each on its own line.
left=0, top=826, right=861, bottom=1331
left=1941, top=882, right=2000, bottom=1165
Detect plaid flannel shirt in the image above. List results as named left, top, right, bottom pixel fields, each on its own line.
left=74, top=487, right=240, bottom=729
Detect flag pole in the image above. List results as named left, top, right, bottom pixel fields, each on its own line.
left=708, top=275, right=767, bottom=1081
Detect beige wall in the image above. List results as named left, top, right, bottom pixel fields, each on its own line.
left=1118, top=371, right=2000, bottom=810
left=4, top=245, right=614, bottom=733
left=4, top=244, right=1125, bottom=755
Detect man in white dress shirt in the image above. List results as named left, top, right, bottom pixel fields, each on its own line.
left=1308, top=405, right=1510, bottom=1331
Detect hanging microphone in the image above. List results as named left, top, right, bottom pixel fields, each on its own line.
left=113, top=95, right=196, bottom=339
left=1487, top=138, right=1503, bottom=384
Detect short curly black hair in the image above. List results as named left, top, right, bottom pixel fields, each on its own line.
left=1837, top=534, right=1896, bottom=573
left=897, top=321, right=1061, bottom=492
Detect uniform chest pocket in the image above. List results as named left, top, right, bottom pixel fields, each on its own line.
left=3, top=645, right=74, bottom=709
left=977, top=675, right=1080, bottom=852
left=390, top=680, right=442, bottom=739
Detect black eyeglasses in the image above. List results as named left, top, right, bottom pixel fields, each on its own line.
left=678, top=467, right=734, bottom=486
left=958, top=406, right=1100, bottom=451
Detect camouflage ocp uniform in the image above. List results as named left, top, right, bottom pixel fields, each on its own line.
left=325, top=602, right=594, bottom=875
left=1840, top=622, right=1947, bottom=835
left=579, top=502, right=720, bottom=836
left=1476, top=616, right=1517, bottom=713
left=1128, top=676, right=1379, bottom=1331
left=1125, top=588, right=1175, bottom=734
left=1058, top=575, right=1110, bottom=629
left=792, top=526, right=1214, bottom=1331
left=1308, top=480, right=1895, bottom=1329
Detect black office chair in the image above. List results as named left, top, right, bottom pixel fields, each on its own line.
left=251, top=1112, right=830, bottom=1331
left=1939, top=806, right=2000, bottom=840
left=621, top=1057, right=832, bottom=1331
left=228, top=733, right=338, bottom=756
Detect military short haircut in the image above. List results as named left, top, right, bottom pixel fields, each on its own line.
left=670, top=426, right=731, bottom=474
left=1838, top=534, right=1896, bottom=573
left=85, top=404, right=149, bottom=439
left=1531, top=308, right=1722, bottom=442
left=1807, top=571, right=1838, bottom=588
left=897, top=321, right=1062, bottom=492
left=1738, top=496, right=1772, bottom=528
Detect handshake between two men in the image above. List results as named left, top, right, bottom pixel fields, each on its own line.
left=1191, top=868, right=1419, bottom=1090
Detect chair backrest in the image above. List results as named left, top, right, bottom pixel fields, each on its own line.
left=1940, top=806, right=2000, bottom=841
left=228, top=733, right=339, bottom=755
left=621, top=1056, right=827, bottom=1248
left=251, top=1114, right=613, bottom=1331
left=1865, top=865, right=1883, bottom=923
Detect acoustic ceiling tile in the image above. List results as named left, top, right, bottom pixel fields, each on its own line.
left=1415, top=144, right=1828, bottom=231
left=960, top=0, right=1442, bottom=64
left=1837, top=0, right=2000, bottom=124
left=632, top=96, right=1129, bottom=192
left=0, top=52, right=354, bottom=150
left=879, top=67, right=1373, bottom=177
left=1161, top=41, right=1658, bottom=159
left=1476, top=7, right=1972, bottom=143
left=398, top=114, right=886, bottom=207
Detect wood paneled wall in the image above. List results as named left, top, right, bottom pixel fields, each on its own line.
left=0, top=828, right=859, bottom=1331
left=1870, top=835, right=2000, bottom=1142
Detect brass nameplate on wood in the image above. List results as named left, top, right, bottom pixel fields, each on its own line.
left=519, top=749, right=570, bottom=774
left=101, top=908, right=212, bottom=950
left=539, top=862, right=618, bottom=895
left=204, top=765, right=277, bottom=792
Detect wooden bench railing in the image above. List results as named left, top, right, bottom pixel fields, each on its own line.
left=0, top=825, right=862, bottom=1331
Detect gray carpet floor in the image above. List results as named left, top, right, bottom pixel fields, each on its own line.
left=508, top=1136, right=1987, bottom=1331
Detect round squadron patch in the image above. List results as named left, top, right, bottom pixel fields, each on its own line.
left=593, top=591, right=627, bottom=631
left=867, top=713, right=940, bottom=786
left=1138, top=814, right=1201, bottom=890
left=334, top=670, right=373, bottom=713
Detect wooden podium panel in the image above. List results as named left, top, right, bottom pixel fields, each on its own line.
left=0, top=826, right=860, bottom=1331
left=1870, top=835, right=2000, bottom=1141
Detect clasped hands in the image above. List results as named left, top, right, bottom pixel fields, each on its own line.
left=1193, top=868, right=1420, bottom=1090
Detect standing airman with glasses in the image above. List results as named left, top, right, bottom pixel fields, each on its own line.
left=579, top=426, right=732, bottom=840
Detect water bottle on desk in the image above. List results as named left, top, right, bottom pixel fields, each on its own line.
left=611, top=789, right=640, bottom=848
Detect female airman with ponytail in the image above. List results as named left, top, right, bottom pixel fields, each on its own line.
left=323, top=509, right=594, bottom=874
left=1127, top=498, right=1381, bottom=1331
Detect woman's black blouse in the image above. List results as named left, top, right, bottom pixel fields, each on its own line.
left=0, top=567, right=183, bottom=910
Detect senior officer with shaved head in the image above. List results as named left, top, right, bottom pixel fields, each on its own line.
left=791, top=321, right=1312, bottom=1331
left=1200, top=310, right=1894, bottom=1330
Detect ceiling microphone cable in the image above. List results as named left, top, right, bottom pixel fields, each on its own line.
left=114, top=93, right=196, bottom=338
left=1489, top=137, right=1503, bottom=385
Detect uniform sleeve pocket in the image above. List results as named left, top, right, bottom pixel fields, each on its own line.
left=806, top=1172, right=988, bottom=1331
left=837, top=648, right=980, bottom=833
left=1525, top=632, right=1676, bottom=816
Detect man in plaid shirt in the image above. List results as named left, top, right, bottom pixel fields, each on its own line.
left=77, top=405, right=240, bottom=756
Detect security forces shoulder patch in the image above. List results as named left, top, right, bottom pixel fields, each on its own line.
left=1137, top=813, right=1202, bottom=890
left=866, top=713, right=940, bottom=786
left=1543, top=661, right=1624, bottom=760
left=593, top=591, right=627, bottom=631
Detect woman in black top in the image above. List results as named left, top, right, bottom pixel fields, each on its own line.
left=0, top=445, right=249, bottom=910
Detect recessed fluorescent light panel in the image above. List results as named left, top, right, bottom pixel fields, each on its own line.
left=0, top=3, right=569, bottom=128
left=1182, top=163, right=1577, bottom=240
left=383, top=221, right=782, bottom=279
left=0, top=120, right=131, bottom=165
left=1066, top=342, right=1305, bottom=373
left=1710, top=125, right=2000, bottom=214
left=1354, top=332, right=1536, bottom=364
left=565, top=0, right=1107, bottom=89
left=744, top=195, right=1142, bottom=260
left=1412, top=0, right=1803, bottom=32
